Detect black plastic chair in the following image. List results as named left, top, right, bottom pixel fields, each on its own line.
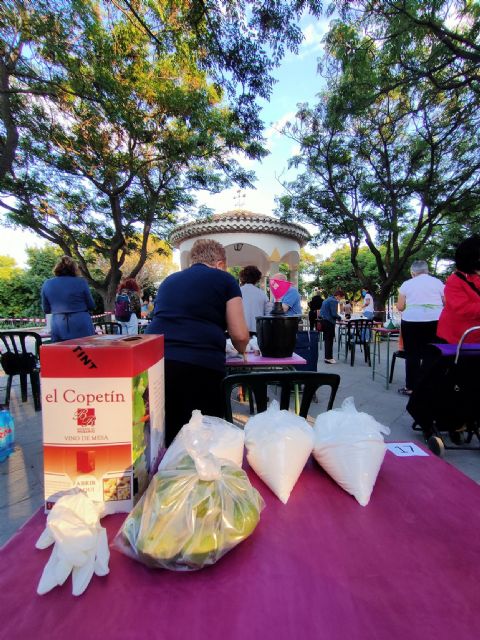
left=344, top=319, right=373, bottom=367
left=94, top=321, right=123, bottom=335
left=0, top=331, right=42, bottom=411
left=389, top=350, right=406, bottom=383
left=222, top=371, right=340, bottom=423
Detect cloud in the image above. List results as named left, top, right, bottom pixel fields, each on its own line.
left=283, top=16, right=331, bottom=62
left=263, top=111, right=297, bottom=150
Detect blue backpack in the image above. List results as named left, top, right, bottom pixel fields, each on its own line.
left=114, top=292, right=132, bottom=322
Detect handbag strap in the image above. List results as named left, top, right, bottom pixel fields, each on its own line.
left=455, top=271, right=480, bottom=297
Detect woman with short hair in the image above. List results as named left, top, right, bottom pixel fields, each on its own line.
left=41, top=255, right=96, bottom=343
left=396, top=260, right=444, bottom=395
left=147, top=239, right=249, bottom=445
left=239, top=265, right=269, bottom=335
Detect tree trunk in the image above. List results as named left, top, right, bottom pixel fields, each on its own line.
left=103, top=283, right=120, bottom=315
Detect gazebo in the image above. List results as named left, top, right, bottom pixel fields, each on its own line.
left=169, top=209, right=310, bottom=287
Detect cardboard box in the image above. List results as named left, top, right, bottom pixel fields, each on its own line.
left=40, top=334, right=164, bottom=514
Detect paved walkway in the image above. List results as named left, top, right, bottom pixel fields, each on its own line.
left=1, top=338, right=479, bottom=547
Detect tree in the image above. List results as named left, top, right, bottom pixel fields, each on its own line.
left=92, top=235, right=176, bottom=300
left=0, top=245, right=62, bottom=317
left=312, top=245, right=383, bottom=301
left=0, top=255, right=20, bottom=280
left=334, top=1, right=480, bottom=99
left=0, top=0, right=324, bottom=183
left=0, top=0, right=324, bottom=309
left=278, top=12, right=480, bottom=309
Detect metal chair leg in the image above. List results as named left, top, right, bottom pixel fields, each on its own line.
left=365, top=343, right=371, bottom=367
left=389, top=353, right=397, bottom=383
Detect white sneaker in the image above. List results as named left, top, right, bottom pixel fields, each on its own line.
left=324, top=358, right=337, bottom=364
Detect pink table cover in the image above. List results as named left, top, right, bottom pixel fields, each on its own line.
left=1, top=453, right=479, bottom=640
left=226, top=352, right=306, bottom=367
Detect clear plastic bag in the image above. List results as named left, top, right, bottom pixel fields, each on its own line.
left=313, top=397, right=390, bottom=506
left=113, top=424, right=264, bottom=571
left=245, top=400, right=314, bottom=504
left=159, top=410, right=244, bottom=470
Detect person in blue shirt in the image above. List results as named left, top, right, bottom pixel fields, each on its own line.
left=41, top=255, right=96, bottom=343
left=320, top=290, right=345, bottom=364
left=271, top=272, right=302, bottom=316
left=147, top=239, right=249, bottom=446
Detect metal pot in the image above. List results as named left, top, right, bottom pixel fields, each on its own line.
left=256, top=315, right=300, bottom=358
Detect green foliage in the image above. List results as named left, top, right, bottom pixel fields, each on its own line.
left=278, top=3, right=480, bottom=307
left=0, top=0, right=324, bottom=310
left=0, top=246, right=58, bottom=317
left=0, top=256, right=21, bottom=280
left=297, top=249, right=321, bottom=297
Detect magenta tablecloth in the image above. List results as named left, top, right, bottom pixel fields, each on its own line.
left=1, top=452, right=479, bottom=640
left=226, top=352, right=306, bottom=367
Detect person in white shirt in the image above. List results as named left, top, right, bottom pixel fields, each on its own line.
left=396, top=260, right=445, bottom=395
left=240, top=265, right=270, bottom=335
left=361, top=289, right=375, bottom=318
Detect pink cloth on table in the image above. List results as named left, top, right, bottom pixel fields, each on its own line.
left=226, top=352, right=306, bottom=367
left=1, top=454, right=479, bottom=640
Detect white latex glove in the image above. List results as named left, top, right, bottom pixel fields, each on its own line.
left=36, top=490, right=110, bottom=596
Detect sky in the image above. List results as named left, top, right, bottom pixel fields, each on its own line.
left=0, top=13, right=335, bottom=268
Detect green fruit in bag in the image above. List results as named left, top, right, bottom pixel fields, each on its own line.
left=117, top=456, right=264, bottom=570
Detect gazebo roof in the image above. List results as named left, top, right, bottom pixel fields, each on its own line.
left=169, top=209, right=310, bottom=246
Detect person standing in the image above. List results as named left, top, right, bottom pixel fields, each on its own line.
left=239, top=265, right=269, bottom=335
left=396, top=260, right=444, bottom=395
left=361, top=288, right=375, bottom=319
left=115, top=278, right=142, bottom=335
left=320, top=290, right=344, bottom=364
left=308, top=289, right=323, bottom=330
left=271, top=272, right=302, bottom=316
left=437, top=236, right=480, bottom=344
left=41, top=255, right=96, bottom=343
left=146, top=239, right=249, bottom=446
left=343, top=299, right=353, bottom=319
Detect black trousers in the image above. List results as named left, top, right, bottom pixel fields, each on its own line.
left=401, top=320, right=438, bottom=391
left=164, top=360, right=225, bottom=447
left=322, top=320, right=336, bottom=359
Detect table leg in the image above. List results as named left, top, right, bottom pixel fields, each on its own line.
left=294, top=384, right=300, bottom=415
left=385, top=335, right=390, bottom=390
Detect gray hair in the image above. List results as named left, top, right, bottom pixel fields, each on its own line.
left=190, top=239, right=226, bottom=266
left=410, top=260, right=429, bottom=275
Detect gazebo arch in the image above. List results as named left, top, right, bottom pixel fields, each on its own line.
left=169, top=209, right=310, bottom=287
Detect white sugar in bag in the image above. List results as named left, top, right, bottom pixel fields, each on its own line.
left=160, top=410, right=245, bottom=470
left=245, top=400, right=314, bottom=503
left=313, top=397, right=390, bottom=506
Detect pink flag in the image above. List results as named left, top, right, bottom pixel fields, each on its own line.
left=270, top=278, right=292, bottom=301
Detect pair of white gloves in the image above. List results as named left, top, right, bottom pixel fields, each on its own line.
left=36, top=491, right=110, bottom=596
